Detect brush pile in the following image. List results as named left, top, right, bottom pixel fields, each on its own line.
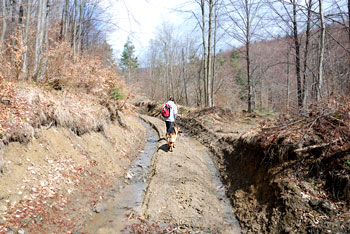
left=259, top=98, right=350, bottom=202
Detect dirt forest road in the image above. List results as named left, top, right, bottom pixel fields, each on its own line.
left=140, top=115, right=240, bottom=233
left=81, top=115, right=240, bottom=233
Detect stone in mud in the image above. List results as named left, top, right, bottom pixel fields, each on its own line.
left=93, top=202, right=107, bottom=213
left=0, top=204, right=7, bottom=211
left=125, top=172, right=133, bottom=180
left=309, top=199, right=320, bottom=207
left=321, top=201, right=336, bottom=214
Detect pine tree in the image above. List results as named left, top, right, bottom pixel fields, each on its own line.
left=120, top=39, right=138, bottom=84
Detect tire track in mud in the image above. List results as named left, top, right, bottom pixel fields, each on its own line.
left=141, top=115, right=240, bottom=233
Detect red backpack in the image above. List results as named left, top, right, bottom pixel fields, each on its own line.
left=161, top=104, right=171, bottom=118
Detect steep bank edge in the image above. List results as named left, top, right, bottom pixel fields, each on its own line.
left=0, top=115, right=146, bottom=233
left=177, top=117, right=348, bottom=233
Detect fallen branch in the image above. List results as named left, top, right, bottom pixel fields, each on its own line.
left=294, top=138, right=342, bottom=153
left=262, top=117, right=309, bottom=131
left=262, top=112, right=334, bottom=131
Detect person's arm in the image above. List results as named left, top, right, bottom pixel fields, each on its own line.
left=173, top=104, right=178, bottom=119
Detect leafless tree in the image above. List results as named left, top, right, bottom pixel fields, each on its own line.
left=223, top=0, right=264, bottom=112
left=33, top=0, right=47, bottom=80
left=316, top=0, right=325, bottom=101
left=0, top=0, right=7, bottom=49
left=22, top=0, right=31, bottom=75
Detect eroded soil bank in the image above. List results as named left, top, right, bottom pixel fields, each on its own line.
left=0, top=115, right=146, bottom=233
left=177, top=115, right=349, bottom=234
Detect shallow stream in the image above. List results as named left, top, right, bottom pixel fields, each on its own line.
left=81, top=118, right=158, bottom=233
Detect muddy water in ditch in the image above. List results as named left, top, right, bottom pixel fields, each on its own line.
left=81, top=119, right=158, bottom=233
left=81, top=120, right=239, bottom=233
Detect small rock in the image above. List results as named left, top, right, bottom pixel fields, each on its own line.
left=93, top=202, right=107, bottom=213
left=125, top=172, right=133, bottom=180
left=309, top=199, right=320, bottom=207
left=18, top=229, right=25, bottom=234
left=5, top=228, right=15, bottom=234
left=322, top=201, right=336, bottom=213
left=300, top=192, right=310, bottom=200
left=0, top=205, right=7, bottom=212
left=0, top=97, right=10, bottom=105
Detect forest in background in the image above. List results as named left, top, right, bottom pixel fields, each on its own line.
left=0, top=0, right=117, bottom=84
left=0, top=0, right=349, bottom=117
left=130, top=0, right=350, bottom=114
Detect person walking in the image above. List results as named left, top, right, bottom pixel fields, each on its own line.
left=162, top=97, right=178, bottom=135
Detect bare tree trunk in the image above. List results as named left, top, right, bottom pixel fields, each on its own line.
left=245, top=0, right=252, bottom=113
left=207, top=0, right=213, bottom=107
left=72, top=0, right=78, bottom=57
left=259, top=67, right=263, bottom=110
left=197, top=64, right=203, bottom=107
left=60, top=0, right=68, bottom=40
left=182, top=48, right=189, bottom=105
left=201, top=0, right=208, bottom=106
left=348, top=0, right=350, bottom=43
left=77, top=0, right=85, bottom=54
left=33, top=0, right=45, bottom=80
left=63, top=0, right=69, bottom=39
left=10, top=0, right=17, bottom=62
left=41, top=0, right=49, bottom=81
left=22, top=0, right=31, bottom=75
left=316, top=0, right=325, bottom=101
left=286, top=46, right=290, bottom=114
left=0, top=0, right=7, bottom=49
left=292, top=0, right=302, bottom=109
left=170, top=56, right=175, bottom=98
left=18, top=0, right=23, bottom=24
left=211, top=0, right=218, bottom=107
left=302, top=0, right=313, bottom=106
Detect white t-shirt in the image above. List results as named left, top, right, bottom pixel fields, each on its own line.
left=164, top=100, right=178, bottom=122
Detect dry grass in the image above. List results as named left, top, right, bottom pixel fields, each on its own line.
left=0, top=40, right=128, bottom=145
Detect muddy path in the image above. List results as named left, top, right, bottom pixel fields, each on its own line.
left=81, top=115, right=240, bottom=233
left=141, top=115, right=240, bottom=233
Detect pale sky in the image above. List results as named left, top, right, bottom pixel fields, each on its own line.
left=104, top=0, right=192, bottom=59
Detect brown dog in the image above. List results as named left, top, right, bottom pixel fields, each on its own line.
left=166, top=125, right=180, bottom=152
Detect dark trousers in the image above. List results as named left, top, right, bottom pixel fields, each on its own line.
left=165, top=121, right=174, bottom=134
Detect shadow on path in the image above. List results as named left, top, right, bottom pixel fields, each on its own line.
left=158, top=143, right=169, bottom=152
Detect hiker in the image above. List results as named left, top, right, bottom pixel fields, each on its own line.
left=161, top=97, right=178, bottom=134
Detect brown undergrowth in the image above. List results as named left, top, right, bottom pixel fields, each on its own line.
left=0, top=48, right=142, bottom=232
left=0, top=48, right=131, bottom=144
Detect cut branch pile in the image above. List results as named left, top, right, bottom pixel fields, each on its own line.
left=258, top=98, right=350, bottom=204
left=260, top=99, right=350, bottom=158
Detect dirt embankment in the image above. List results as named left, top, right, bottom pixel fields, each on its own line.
left=0, top=114, right=146, bottom=233
left=140, top=102, right=349, bottom=234
left=178, top=115, right=349, bottom=233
